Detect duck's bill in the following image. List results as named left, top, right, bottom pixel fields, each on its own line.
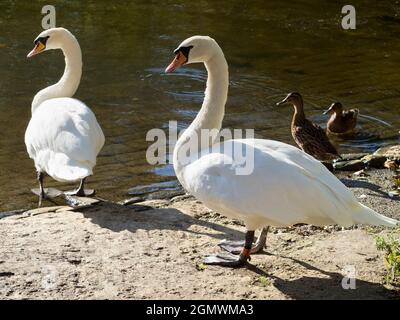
left=323, top=106, right=333, bottom=115
left=165, top=53, right=186, bottom=73
left=276, top=99, right=288, bottom=106
left=27, top=41, right=46, bottom=58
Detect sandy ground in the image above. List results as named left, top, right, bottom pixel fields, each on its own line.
left=0, top=169, right=399, bottom=300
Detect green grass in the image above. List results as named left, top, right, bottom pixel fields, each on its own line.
left=394, top=175, right=400, bottom=189
left=196, top=263, right=208, bottom=271
left=376, top=229, right=400, bottom=286
left=363, top=225, right=384, bottom=235
left=255, top=276, right=272, bottom=287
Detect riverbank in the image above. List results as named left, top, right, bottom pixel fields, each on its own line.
left=0, top=169, right=399, bottom=299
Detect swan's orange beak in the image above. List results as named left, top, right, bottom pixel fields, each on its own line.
left=27, top=41, right=46, bottom=58
left=165, top=52, right=187, bottom=73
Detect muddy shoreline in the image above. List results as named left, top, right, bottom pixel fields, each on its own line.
left=0, top=168, right=399, bottom=300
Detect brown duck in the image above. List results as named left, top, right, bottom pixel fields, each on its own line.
left=324, top=102, right=359, bottom=135
left=277, top=92, right=340, bottom=161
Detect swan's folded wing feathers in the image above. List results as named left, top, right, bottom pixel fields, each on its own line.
left=34, top=101, right=96, bottom=161
left=183, top=139, right=362, bottom=227
left=25, top=98, right=104, bottom=181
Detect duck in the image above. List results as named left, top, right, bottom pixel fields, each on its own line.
left=277, top=92, right=341, bottom=161
left=324, top=102, right=358, bottom=135
left=165, top=36, right=398, bottom=267
left=25, top=28, right=105, bottom=206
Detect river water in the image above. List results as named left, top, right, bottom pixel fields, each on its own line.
left=0, top=0, right=399, bottom=211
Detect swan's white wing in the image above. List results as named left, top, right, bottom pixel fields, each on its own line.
left=181, top=139, right=396, bottom=229
left=25, top=98, right=105, bottom=182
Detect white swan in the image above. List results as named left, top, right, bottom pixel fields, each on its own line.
left=165, top=36, right=399, bottom=267
left=25, top=28, right=104, bottom=205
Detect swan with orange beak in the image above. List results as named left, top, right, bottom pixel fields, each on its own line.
left=25, top=28, right=105, bottom=206
left=164, top=36, right=398, bottom=268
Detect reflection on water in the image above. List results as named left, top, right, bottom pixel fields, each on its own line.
left=128, top=180, right=183, bottom=200
left=0, top=0, right=399, bottom=211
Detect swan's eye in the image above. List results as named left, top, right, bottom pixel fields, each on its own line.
left=166, top=46, right=194, bottom=73
left=34, top=36, right=50, bottom=46
left=174, top=45, right=193, bottom=61
left=179, top=46, right=193, bottom=60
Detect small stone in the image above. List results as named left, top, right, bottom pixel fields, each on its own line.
left=334, top=159, right=366, bottom=171
left=25, top=206, right=67, bottom=216
left=65, top=196, right=100, bottom=208
left=119, top=197, right=143, bottom=206
left=358, top=194, right=367, bottom=199
left=384, top=159, right=398, bottom=171
left=353, top=169, right=369, bottom=177
left=374, top=145, right=400, bottom=160
left=388, top=190, right=400, bottom=198
left=55, top=206, right=75, bottom=213
left=170, top=194, right=192, bottom=203
left=340, top=153, right=369, bottom=161
left=361, top=154, right=387, bottom=168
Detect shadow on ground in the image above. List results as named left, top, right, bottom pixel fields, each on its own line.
left=77, top=201, right=400, bottom=300
left=81, top=201, right=244, bottom=241
left=246, top=254, right=399, bottom=300
left=340, top=178, right=399, bottom=201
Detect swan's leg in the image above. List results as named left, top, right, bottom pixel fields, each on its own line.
left=38, top=171, right=45, bottom=207
left=75, top=179, right=86, bottom=197
left=252, top=226, right=269, bottom=253
left=31, top=172, right=63, bottom=206
left=203, top=230, right=254, bottom=267
left=65, top=178, right=95, bottom=197
left=219, top=227, right=269, bottom=255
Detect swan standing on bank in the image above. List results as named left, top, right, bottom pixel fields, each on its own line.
left=25, top=28, right=104, bottom=205
left=165, top=36, right=399, bottom=267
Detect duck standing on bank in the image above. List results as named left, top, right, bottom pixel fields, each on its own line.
left=324, top=102, right=358, bottom=135
left=25, top=28, right=105, bottom=206
left=165, top=36, right=398, bottom=268
left=277, top=92, right=341, bottom=161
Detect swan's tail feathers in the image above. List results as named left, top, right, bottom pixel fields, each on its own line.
left=353, top=203, right=399, bottom=228
left=46, top=153, right=93, bottom=182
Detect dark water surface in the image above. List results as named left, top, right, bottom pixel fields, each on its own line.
left=0, top=0, right=400, bottom=211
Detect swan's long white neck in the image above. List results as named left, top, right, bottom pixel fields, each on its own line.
left=173, top=48, right=229, bottom=179
left=31, top=35, right=82, bottom=114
